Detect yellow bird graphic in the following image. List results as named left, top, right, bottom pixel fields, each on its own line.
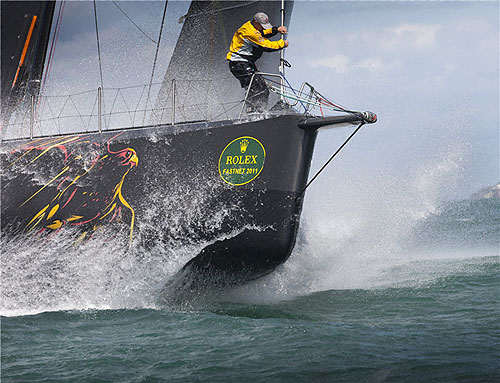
left=6, top=134, right=139, bottom=243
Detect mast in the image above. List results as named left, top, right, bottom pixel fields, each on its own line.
left=279, top=0, right=285, bottom=102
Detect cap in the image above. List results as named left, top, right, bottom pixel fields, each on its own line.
left=253, top=12, right=272, bottom=29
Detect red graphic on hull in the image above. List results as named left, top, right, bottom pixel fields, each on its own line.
left=8, top=133, right=138, bottom=243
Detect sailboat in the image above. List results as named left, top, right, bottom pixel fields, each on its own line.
left=1, top=1, right=376, bottom=287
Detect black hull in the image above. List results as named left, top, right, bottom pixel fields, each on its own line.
left=1, top=115, right=320, bottom=284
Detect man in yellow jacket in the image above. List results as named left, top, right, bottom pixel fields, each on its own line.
left=227, top=12, right=288, bottom=113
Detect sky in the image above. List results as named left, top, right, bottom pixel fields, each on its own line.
left=26, top=0, right=500, bottom=201
left=284, top=1, right=499, bottom=202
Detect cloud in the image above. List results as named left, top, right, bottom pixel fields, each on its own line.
left=309, top=54, right=350, bottom=73
left=303, top=22, right=441, bottom=74
left=308, top=55, right=390, bottom=74
left=357, top=58, right=384, bottom=72
left=288, top=1, right=499, bottom=197
left=383, top=23, right=441, bottom=50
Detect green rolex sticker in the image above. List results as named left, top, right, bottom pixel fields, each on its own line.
left=219, top=136, right=266, bottom=186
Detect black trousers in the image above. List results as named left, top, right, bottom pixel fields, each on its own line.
left=229, top=61, right=269, bottom=112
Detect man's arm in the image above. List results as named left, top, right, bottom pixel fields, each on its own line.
left=247, top=30, right=286, bottom=52
left=262, top=26, right=278, bottom=38
left=262, top=26, right=288, bottom=38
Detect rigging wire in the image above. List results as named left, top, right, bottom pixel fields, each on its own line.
left=93, top=0, right=105, bottom=128
left=279, top=72, right=308, bottom=113
left=93, top=0, right=105, bottom=92
left=178, top=1, right=258, bottom=23
left=266, top=75, right=362, bottom=116
left=111, top=1, right=158, bottom=44
left=142, top=0, right=168, bottom=125
left=295, top=121, right=366, bottom=202
left=40, top=0, right=65, bottom=108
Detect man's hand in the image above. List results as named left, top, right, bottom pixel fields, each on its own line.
left=283, top=40, right=289, bottom=47
left=277, top=26, right=287, bottom=34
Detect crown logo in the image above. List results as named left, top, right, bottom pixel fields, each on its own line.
left=240, top=139, right=249, bottom=153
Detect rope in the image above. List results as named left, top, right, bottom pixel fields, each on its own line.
left=295, top=121, right=365, bottom=202
left=269, top=87, right=338, bottom=111
left=93, top=1, right=105, bottom=92
left=93, top=0, right=106, bottom=130
left=112, top=1, right=158, bottom=44
left=178, top=1, right=258, bottom=23
left=279, top=71, right=308, bottom=113
left=265, top=74, right=363, bottom=117
left=143, top=0, right=168, bottom=125
left=40, top=0, right=65, bottom=96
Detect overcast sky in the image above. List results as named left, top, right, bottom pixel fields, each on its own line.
left=285, top=1, right=498, bottom=203
left=40, top=1, right=499, bottom=201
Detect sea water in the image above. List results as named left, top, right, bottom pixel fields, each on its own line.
left=1, top=196, right=498, bottom=382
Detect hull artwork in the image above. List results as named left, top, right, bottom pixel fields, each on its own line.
left=1, top=115, right=317, bottom=283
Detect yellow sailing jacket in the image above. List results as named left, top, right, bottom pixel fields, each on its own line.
left=227, top=21, right=285, bottom=63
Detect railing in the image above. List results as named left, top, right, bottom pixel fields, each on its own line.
left=242, top=72, right=360, bottom=119
left=239, top=72, right=286, bottom=120
left=1, top=74, right=355, bottom=141
left=1, top=77, right=246, bottom=140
